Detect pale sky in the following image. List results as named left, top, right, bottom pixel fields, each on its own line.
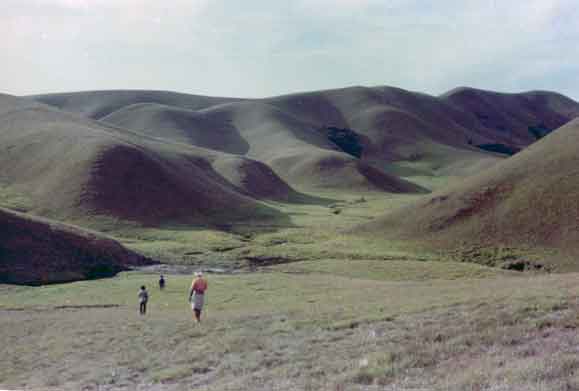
left=3, top=0, right=579, bottom=100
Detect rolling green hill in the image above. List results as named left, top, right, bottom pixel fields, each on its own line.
left=0, top=94, right=295, bottom=227
left=357, top=118, right=579, bottom=268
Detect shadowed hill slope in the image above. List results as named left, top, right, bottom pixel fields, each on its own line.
left=212, top=156, right=312, bottom=201
left=262, top=87, right=507, bottom=182
left=0, top=207, right=152, bottom=285
left=0, top=95, right=294, bottom=226
left=264, top=86, right=476, bottom=156
left=265, top=86, right=579, bottom=163
left=357, top=118, right=579, bottom=254
left=442, top=87, right=579, bottom=146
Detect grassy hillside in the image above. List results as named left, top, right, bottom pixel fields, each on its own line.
left=265, top=86, right=481, bottom=158
left=41, top=85, right=578, bottom=195
left=101, top=102, right=250, bottom=154
left=442, top=87, right=579, bottom=145
left=357, top=118, right=579, bottom=269
left=0, top=207, right=151, bottom=284
left=103, top=99, right=426, bottom=193
left=0, top=94, right=300, bottom=227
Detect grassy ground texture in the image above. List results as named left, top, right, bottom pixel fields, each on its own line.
left=2, top=268, right=579, bottom=390
left=108, top=190, right=431, bottom=269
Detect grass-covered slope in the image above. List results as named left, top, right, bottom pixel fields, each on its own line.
left=103, top=99, right=426, bottom=193
left=101, top=102, right=250, bottom=154
left=358, top=118, right=579, bottom=260
left=26, top=86, right=579, bottom=198
left=442, top=87, right=579, bottom=145
left=45, top=86, right=577, bottom=192
left=0, top=94, right=292, bottom=226
left=0, top=207, right=151, bottom=284
left=33, top=87, right=579, bottom=162
left=265, top=86, right=478, bottom=159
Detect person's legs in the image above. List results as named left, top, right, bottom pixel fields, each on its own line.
left=143, top=301, right=147, bottom=315
left=194, top=309, right=201, bottom=322
left=140, top=302, right=146, bottom=315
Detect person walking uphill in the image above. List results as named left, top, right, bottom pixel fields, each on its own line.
left=138, top=285, right=149, bottom=315
left=189, top=272, right=208, bottom=323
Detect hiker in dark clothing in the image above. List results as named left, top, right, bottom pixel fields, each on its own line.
left=138, top=285, right=149, bottom=315
left=159, top=275, right=165, bottom=290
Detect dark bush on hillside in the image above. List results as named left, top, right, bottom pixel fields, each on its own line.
left=320, top=126, right=364, bottom=158
left=86, top=262, right=120, bottom=279
left=500, top=259, right=549, bottom=272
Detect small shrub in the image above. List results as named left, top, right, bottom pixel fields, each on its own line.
left=320, top=126, right=364, bottom=158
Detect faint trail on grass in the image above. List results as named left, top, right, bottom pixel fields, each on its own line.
left=0, top=304, right=122, bottom=313
left=54, top=304, right=121, bottom=310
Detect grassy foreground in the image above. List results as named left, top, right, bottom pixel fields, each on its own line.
left=3, top=264, right=579, bottom=390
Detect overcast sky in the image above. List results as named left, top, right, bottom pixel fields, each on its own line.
left=3, top=0, right=579, bottom=99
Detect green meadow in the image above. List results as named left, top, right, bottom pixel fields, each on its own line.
left=3, top=267, right=579, bottom=390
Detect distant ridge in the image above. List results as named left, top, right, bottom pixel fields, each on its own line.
left=31, top=90, right=242, bottom=119
left=31, top=86, right=579, bottom=191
